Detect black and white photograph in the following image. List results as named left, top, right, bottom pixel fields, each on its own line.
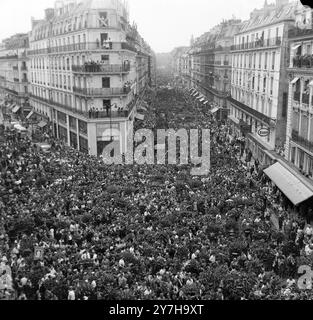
left=0, top=0, right=313, bottom=310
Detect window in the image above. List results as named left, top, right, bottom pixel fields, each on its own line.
left=99, top=12, right=108, bottom=27
left=100, top=33, right=108, bottom=46
left=282, top=92, right=288, bottom=117
left=101, top=55, right=109, bottom=62
left=270, top=77, right=273, bottom=95
left=272, top=52, right=276, bottom=70
left=103, top=99, right=111, bottom=107
left=102, top=77, right=110, bottom=88
left=264, top=52, right=268, bottom=69
left=263, top=77, right=267, bottom=93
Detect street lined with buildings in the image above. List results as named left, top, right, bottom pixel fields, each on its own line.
left=0, top=0, right=156, bottom=156
left=2, top=0, right=313, bottom=303
left=172, top=0, right=313, bottom=209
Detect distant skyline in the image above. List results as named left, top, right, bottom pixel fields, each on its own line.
left=0, top=0, right=298, bottom=53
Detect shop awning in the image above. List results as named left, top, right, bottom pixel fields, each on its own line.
left=292, top=44, right=301, bottom=51
left=135, top=113, right=145, bottom=120
left=203, top=100, right=209, bottom=105
left=138, top=105, right=147, bottom=111
left=38, top=121, right=47, bottom=128
left=291, top=77, right=299, bottom=84
left=12, top=105, right=21, bottom=113
left=26, top=110, right=34, bottom=119
left=264, top=162, right=313, bottom=205
left=211, top=107, right=219, bottom=114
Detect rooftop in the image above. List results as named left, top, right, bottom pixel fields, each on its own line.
left=237, top=0, right=297, bottom=34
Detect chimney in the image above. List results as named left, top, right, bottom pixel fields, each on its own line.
left=45, top=8, right=54, bottom=20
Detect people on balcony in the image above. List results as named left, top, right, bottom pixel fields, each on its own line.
left=293, top=54, right=313, bottom=68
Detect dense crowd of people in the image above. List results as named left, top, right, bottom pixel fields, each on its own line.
left=1, top=82, right=313, bottom=300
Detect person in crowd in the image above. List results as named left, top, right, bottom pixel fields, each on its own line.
left=0, top=82, right=311, bottom=301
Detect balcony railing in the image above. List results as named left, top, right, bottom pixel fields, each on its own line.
left=230, top=37, right=282, bottom=51
left=73, top=86, right=131, bottom=97
left=0, top=55, right=18, bottom=60
left=292, top=130, right=313, bottom=153
left=228, top=96, right=272, bottom=125
left=288, top=28, right=313, bottom=39
left=292, top=55, right=313, bottom=68
left=29, top=93, right=135, bottom=119
left=72, top=63, right=131, bottom=74
left=121, top=42, right=137, bottom=53
left=28, top=42, right=138, bottom=55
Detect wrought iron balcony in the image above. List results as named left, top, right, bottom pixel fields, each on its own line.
left=292, top=55, right=313, bottom=68
left=230, top=37, right=282, bottom=51
left=72, top=63, right=130, bottom=74
left=288, top=28, right=313, bottom=39
left=29, top=93, right=135, bottom=119
left=0, top=55, right=18, bottom=60
left=73, top=86, right=131, bottom=97
left=28, top=42, right=138, bottom=55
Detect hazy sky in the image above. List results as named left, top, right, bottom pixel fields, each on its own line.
left=0, top=0, right=272, bottom=52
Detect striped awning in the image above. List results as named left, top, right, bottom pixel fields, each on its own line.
left=291, top=77, right=299, bottom=84
left=38, top=121, right=47, bottom=128
left=264, top=162, right=313, bottom=205
left=12, top=105, right=21, bottom=113
left=211, top=107, right=219, bottom=114
left=26, top=110, right=34, bottom=119
left=135, top=113, right=145, bottom=120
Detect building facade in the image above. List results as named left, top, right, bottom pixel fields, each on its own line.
left=0, top=33, right=30, bottom=116
left=187, top=19, right=241, bottom=119
left=229, top=0, right=296, bottom=165
left=28, top=0, right=154, bottom=156
left=286, top=3, right=313, bottom=180
left=171, top=46, right=189, bottom=87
